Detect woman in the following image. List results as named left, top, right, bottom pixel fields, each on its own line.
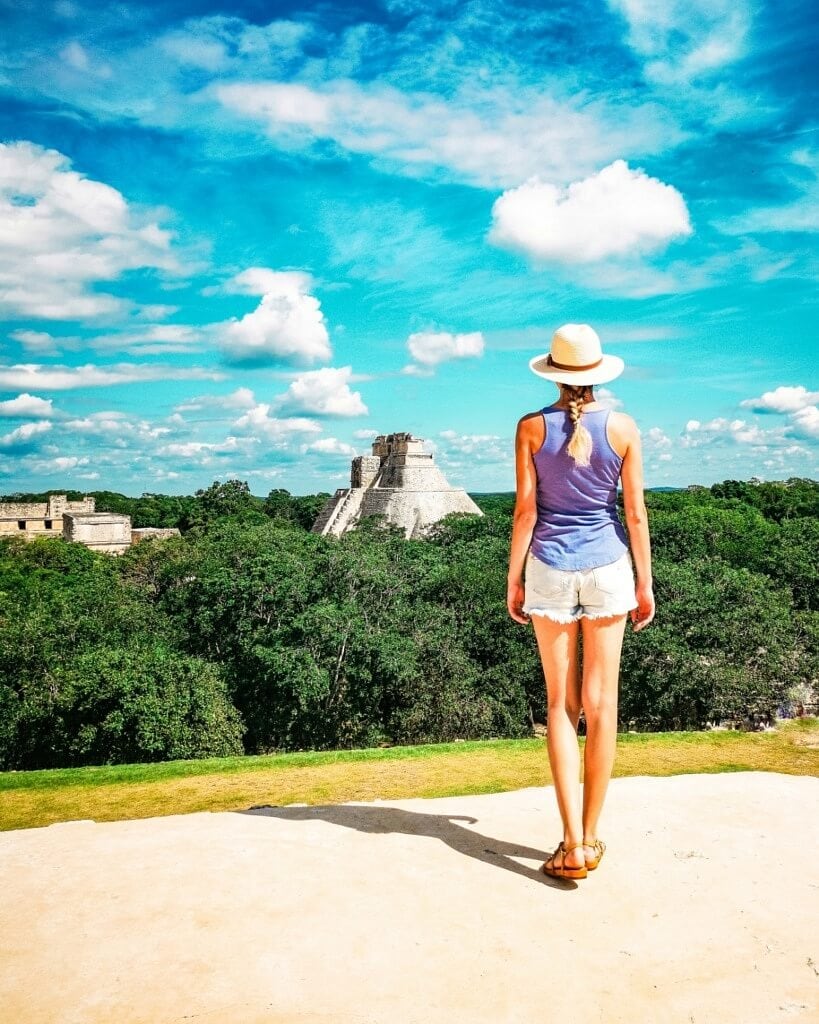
left=507, top=323, right=655, bottom=881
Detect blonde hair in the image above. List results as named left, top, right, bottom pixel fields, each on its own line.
left=561, top=383, right=594, bottom=466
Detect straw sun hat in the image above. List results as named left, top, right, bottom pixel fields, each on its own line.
left=529, top=324, right=624, bottom=386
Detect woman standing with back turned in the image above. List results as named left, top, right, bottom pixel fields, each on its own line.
left=507, top=324, right=655, bottom=880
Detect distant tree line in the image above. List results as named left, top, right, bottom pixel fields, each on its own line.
left=0, top=477, right=816, bottom=770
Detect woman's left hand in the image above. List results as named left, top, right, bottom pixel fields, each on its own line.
left=506, top=579, right=530, bottom=624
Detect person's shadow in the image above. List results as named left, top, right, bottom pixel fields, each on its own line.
left=238, top=803, right=577, bottom=889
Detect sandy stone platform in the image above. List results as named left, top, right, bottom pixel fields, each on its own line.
left=1, top=772, right=817, bottom=1023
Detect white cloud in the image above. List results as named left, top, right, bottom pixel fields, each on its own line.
left=606, top=0, right=751, bottom=84
left=305, top=437, right=357, bottom=457
left=233, top=403, right=322, bottom=440
left=644, top=426, right=672, bottom=448
left=0, top=393, right=55, bottom=418
left=9, top=329, right=71, bottom=355
left=406, top=330, right=484, bottom=368
left=680, top=417, right=789, bottom=448
left=174, top=387, right=257, bottom=413
left=88, top=324, right=205, bottom=355
left=489, top=160, right=692, bottom=265
left=60, top=41, right=90, bottom=71
left=216, top=79, right=681, bottom=190
left=62, top=410, right=171, bottom=442
left=790, top=406, right=819, bottom=439
left=27, top=455, right=91, bottom=474
left=156, top=436, right=254, bottom=459
left=596, top=388, right=623, bottom=410
left=400, top=363, right=434, bottom=378
left=278, top=366, right=368, bottom=417
left=0, top=420, right=52, bottom=449
left=220, top=269, right=331, bottom=365
left=353, top=428, right=377, bottom=440
left=0, top=141, right=182, bottom=322
left=438, top=430, right=509, bottom=465
left=0, top=363, right=222, bottom=390
left=740, top=385, right=819, bottom=414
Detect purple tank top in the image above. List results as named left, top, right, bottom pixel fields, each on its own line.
left=529, top=405, right=629, bottom=570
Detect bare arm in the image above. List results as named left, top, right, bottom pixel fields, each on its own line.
left=507, top=416, right=539, bottom=624
left=620, top=421, right=655, bottom=631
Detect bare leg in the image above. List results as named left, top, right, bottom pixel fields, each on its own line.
left=531, top=615, right=584, bottom=869
left=579, top=613, right=627, bottom=856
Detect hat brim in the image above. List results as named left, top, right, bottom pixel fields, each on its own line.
left=528, top=353, right=624, bottom=386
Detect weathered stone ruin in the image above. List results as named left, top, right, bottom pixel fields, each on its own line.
left=0, top=494, right=179, bottom=554
left=312, top=432, right=483, bottom=538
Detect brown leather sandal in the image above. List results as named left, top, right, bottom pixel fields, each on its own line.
left=541, top=841, right=588, bottom=880
left=583, top=838, right=606, bottom=871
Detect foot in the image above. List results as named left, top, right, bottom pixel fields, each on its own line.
left=582, top=837, right=606, bottom=870
left=542, top=840, right=588, bottom=879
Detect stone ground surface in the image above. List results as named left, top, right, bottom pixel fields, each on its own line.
left=1, top=772, right=818, bottom=1024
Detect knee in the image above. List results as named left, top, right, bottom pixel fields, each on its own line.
left=582, top=689, right=618, bottom=725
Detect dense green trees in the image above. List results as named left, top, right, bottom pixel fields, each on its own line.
left=0, top=477, right=816, bottom=769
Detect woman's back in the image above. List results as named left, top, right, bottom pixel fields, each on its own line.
left=529, top=404, right=629, bottom=571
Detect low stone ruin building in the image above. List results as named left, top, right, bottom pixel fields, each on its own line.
left=62, top=511, right=132, bottom=554
left=312, top=432, right=483, bottom=538
left=0, top=494, right=96, bottom=540
left=0, top=494, right=179, bottom=554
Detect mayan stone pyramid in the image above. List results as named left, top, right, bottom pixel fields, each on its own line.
left=311, top=432, right=483, bottom=539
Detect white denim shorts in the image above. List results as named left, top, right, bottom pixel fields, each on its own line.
left=523, top=549, right=638, bottom=623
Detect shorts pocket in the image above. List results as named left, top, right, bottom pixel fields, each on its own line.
left=526, top=556, right=572, bottom=598
left=591, top=554, right=632, bottom=596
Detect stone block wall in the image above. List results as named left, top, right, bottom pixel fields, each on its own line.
left=62, top=512, right=132, bottom=554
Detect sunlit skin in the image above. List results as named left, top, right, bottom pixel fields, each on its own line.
left=507, top=384, right=655, bottom=873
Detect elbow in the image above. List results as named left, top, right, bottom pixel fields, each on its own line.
left=513, top=507, right=537, bottom=530
left=625, top=504, right=648, bottom=528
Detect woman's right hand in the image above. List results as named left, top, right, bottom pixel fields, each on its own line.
left=507, top=579, right=530, bottom=625
left=631, top=582, right=655, bottom=632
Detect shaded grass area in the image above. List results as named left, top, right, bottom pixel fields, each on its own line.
left=1, top=721, right=817, bottom=832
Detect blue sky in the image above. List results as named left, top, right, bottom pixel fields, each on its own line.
left=0, top=0, right=816, bottom=495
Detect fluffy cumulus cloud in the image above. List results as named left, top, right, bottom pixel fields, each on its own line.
left=740, top=386, right=819, bottom=414
left=220, top=269, right=332, bottom=365
left=406, top=331, right=484, bottom=370
left=0, top=420, right=52, bottom=450
left=0, top=393, right=55, bottom=418
left=0, top=141, right=181, bottom=322
left=278, top=366, right=368, bottom=417
left=738, top=385, right=819, bottom=442
left=233, top=402, right=321, bottom=440
left=644, top=426, right=672, bottom=449
left=305, top=437, right=357, bottom=457
left=489, top=160, right=692, bottom=265
left=790, top=406, right=819, bottom=439
left=596, top=388, right=623, bottom=410
left=681, top=417, right=788, bottom=448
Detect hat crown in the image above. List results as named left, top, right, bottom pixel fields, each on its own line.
left=551, top=323, right=602, bottom=368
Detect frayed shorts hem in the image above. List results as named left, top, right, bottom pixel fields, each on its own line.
left=524, top=603, right=637, bottom=624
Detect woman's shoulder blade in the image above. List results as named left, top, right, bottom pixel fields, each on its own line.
left=605, top=410, right=636, bottom=459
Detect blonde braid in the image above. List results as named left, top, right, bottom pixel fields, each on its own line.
left=564, top=384, right=593, bottom=466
